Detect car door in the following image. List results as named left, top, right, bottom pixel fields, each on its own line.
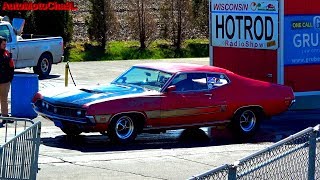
left=204, top=72, right=231, bottom=122
left=159, top=72, right=225, bottom=128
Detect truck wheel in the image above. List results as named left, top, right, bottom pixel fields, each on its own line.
left=107, top=115, right=139, bottom=144
left=33, top=53, right=52, bottom=78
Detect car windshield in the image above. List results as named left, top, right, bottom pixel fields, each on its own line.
left=112, top=66, right=173, bottom=91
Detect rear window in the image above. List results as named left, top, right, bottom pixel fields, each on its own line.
left=0, top=25, right=12, bottom=42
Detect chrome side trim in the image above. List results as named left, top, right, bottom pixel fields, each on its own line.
left=143, top=120, right=231, bottom=130
left=86, top=116, right=95, bottom=124
left=289, top=99, right=296, bottom=108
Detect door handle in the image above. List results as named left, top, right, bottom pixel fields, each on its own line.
left=204, top=94, right=212, bottom=97
left=11, top=46, right=16, bottom=50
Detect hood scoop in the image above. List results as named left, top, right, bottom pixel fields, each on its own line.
left=80, top=88, right=104, bottom=94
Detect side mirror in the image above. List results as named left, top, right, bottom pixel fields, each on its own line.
left=166, top=85, right=176, bottom=93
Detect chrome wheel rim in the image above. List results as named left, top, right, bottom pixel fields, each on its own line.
left=239, top=110, right=256, bottom=132
left=115, top=116, right=134, bottom=139
left=41, top=58, right=49, bottom=72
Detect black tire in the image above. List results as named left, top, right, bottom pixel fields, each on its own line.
left=107, top=115, right=139, bottom=144
left=61, top=127, right=82, bottom=136
left=33, top=53, right=52, bottom=78
left=231, top=108, right=262, bottom=139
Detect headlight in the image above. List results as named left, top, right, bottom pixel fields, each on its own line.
left=77, top=110, right=82, bottom=116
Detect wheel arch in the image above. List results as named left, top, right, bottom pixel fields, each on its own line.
left=109, top=111, right=147, bottom=133
left=39, top=51, right=53, bottom=62
left=234, top=105, right=265, bottom=116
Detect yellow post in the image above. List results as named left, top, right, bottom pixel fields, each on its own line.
left=65, top=62, right=69, bottom=87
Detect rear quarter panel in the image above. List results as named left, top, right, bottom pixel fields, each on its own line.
left=226, top=73, right=292, bottom=117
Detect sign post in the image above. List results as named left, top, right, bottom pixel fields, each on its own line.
left=277, top=0, right=284, bottom=85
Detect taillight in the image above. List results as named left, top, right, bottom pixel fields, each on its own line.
left=32, top=92, right=43, bottom=103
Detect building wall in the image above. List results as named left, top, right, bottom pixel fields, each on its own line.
left=212, top=0, right=320, bottom=92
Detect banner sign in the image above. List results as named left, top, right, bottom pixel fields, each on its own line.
left=284, top=15, right=320, bottom=65
left=211, top=0, right=279, bottom=50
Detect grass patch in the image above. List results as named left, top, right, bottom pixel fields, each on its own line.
left=65, top=39, right=209, bottom=62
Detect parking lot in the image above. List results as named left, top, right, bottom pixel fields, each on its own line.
left=5, top=58, right=320, bottom=180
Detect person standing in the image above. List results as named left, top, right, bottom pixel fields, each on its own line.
left=0, top=36, right=14, bottom=125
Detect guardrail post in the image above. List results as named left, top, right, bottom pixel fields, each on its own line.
left=308, top=129, right=317, bottom=180
left=228, top=165, right=237, bottom=180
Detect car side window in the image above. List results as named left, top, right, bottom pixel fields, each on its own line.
left=207, top=73, right=230, bottom=89
left=169, top=73, right=208, bottom=92
left=0, top=25, right=12, bottom=43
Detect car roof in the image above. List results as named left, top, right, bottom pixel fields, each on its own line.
left=134, top=63, right=231, bottom=74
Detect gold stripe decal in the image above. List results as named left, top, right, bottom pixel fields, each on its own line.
left=145, top=106, right=223, bottom=119
left=145, top=110, right=161, bottom=119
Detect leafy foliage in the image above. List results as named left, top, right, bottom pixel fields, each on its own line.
left=85, top=0, right=118, bottom=50
left=33, top=0, right=74, bottom=44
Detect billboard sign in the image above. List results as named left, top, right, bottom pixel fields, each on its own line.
left=211, top=0, right=279, bottom=50
left=284, top=15, right=320, bottom=65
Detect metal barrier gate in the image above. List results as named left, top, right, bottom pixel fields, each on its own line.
left=0, top=117, right=41, bottom=180
left=189, top=124, right=320, bottom=180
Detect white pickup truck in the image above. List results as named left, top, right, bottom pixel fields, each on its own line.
left=0, top=17, right=64, bottom=78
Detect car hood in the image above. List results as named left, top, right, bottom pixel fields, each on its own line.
left=41, top=84, right=155, bottom=107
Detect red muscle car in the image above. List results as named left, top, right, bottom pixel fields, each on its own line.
left=32, top=63, right=295, bottom=143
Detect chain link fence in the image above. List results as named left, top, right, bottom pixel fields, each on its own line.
left=190, top=124, right=320, bottom=180
left=315, top=131, right=320, bottom=180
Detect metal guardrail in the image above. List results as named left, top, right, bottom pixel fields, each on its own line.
left=0, top=117, right=41, bottom=180
left=189, top=124, right=320, bottom=180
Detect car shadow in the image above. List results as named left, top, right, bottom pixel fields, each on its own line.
left=40, top=110, right=320, bottom=152
left=41, top=128, right=217, bottom=153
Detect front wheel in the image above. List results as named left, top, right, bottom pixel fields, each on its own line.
left=231, top=108, right=261, bottom=138
left=107, top=115, right=138, bottom=144
left=33, top=53, right=52, bottom=78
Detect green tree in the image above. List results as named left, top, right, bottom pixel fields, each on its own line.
left=127, top=0, right=157, bottom=50
left=192, top=0, right=209, bottom=37
left=85, top=0, right=118, bottom=50
left=160, top=0, right=193, bottom=53
left=33, top=0, right=74, bottom=44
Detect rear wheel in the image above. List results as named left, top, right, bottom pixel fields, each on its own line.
left=108, top=115, right=139, bottom=144
left=33, top=53, right=52, bottom=78
left=231, top=108, right=261, bottom=138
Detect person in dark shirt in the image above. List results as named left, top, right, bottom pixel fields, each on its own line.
left=0, top=36, right=14, bottom=126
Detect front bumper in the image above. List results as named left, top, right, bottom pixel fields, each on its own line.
left=33, top=105, right=100, bottom=131
left=289, top=99, right=296, bottom=108
left=33, top=104, right=93, bottom=123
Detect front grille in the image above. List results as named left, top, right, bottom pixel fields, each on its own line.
left=35, top=100, right=86, bottom=118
